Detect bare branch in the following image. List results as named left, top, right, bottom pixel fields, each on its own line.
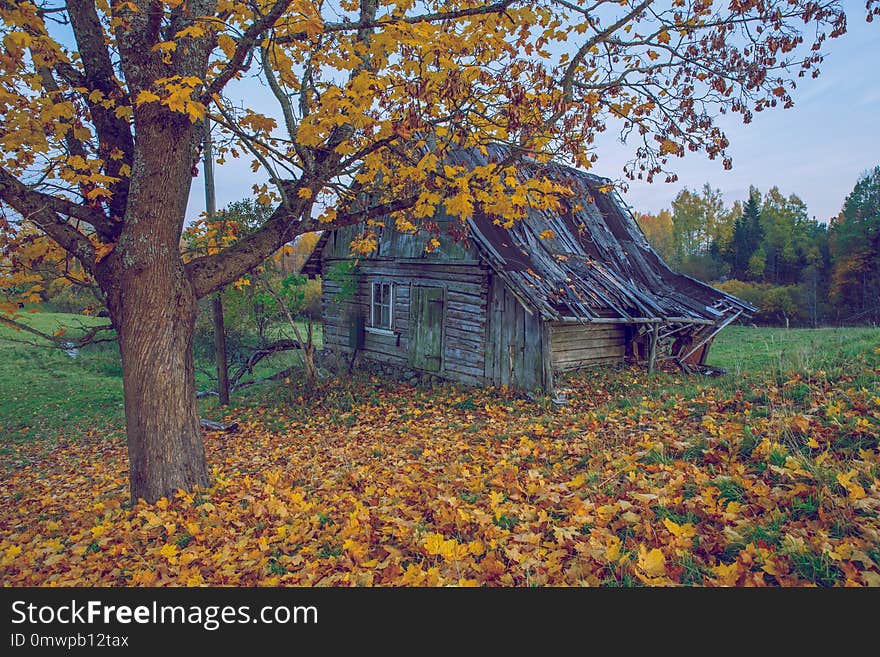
left=0, top=314, right=114, bottom=349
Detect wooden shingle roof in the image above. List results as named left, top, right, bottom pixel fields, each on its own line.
left=449, top=146, right=754, bottom=323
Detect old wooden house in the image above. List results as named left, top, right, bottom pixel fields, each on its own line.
left=301, top=149, right=753, bottom=392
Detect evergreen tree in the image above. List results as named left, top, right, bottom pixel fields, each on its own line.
left=726, top=190, right=763, bottom=280
left=829, top=166, right=880, bottom=323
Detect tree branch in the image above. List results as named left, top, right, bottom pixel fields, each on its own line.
left=0, top=315, right=115, bottom=349
left=66, top=0, right=134, bottom=219
left=204, top=0, right=294, bottom=101
left=187, top=190, right=420, bottom=298
left=0, top=168, right=97, bottom=271
left=0, top=168, right=112, bottom=231
left=275, top=0, right=517, bottom=44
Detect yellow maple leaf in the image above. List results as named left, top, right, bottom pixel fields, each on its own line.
left=836, top=470, right=866, bottom=500
left=538, top=229, right=556, bottom=240
left=663, top=517, right=696, bottom=539
left=343, top=539, right=368, bottom=561
left=713, top=562, right=740, bottom=585
left=637, top=546, right=666, bottom=578
left=424, top=533, right=446, bottom=556
left=445, top=192, right=474, bottom=219
left=158, top=543, right=179, bottom=562
left=135, top=90, right=160, bottom=106
left=603, top=536, right=622, bottom=563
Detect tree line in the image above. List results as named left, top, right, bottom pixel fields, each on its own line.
left=636, top=166, right=880, bottom=326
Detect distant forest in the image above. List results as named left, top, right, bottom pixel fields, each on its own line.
left=636, top=166, right=880, bottom=327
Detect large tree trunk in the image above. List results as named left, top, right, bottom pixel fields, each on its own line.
left=114, top=269, right=208, bottom=503
left=99, top=104, right=209, bottom=503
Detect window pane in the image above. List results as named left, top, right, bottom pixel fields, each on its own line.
left=370, top=282, right=393, bottom=329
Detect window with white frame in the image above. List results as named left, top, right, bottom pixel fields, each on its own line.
left=370, top=281, right=393, bottom=330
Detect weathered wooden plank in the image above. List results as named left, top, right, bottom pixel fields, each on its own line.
left=514, top=294, right=525, bottom=386
left=552, top=338, right=625, bottom=351
left=439, top=368, right=485, bottom=386
left=444, top=360, right=486, bottom=378
left=550, top=353, right=623, bottom=367
left=502, top=285, right=516, bottom=386
left=445, top=310, right=486, bottom=330
left=446, top=299, right=485, bottom=315
left=522, top=305, right=542, bottom=391
left=445, top=345, right=485, bottom=365
left=361, top=347, right=407, bottom=365
left=553, top=356, right=624, bottom=369
left=489, top=274, right=504, bottom=384
left=552, top=343, right=626, bottom=357
left=541, top=322, right=554, bottom=392
left=554, top=356, right=621, bottom=372
left=447, top=295, right=487, bottom=308
left=356, top=265, right=487, bottom=285
left=549, top=324, right=624, bottom=337
left=446, top=328, right=483, bottom=344
left=447, top=289, right=487, bottom=303
left=355, top=260, right=486, bottom=275
left=551, top=325, right=624, bottom=344
left=550, top=330, right=624, bottom=343
left=552, top=350, right=625, bottom=366
left=445, top=330, right=483, bottom=349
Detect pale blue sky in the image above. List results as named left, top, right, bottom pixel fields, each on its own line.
left=604, top=1, right=880, bottom=222
left=187, top=0, right=879, bottom=225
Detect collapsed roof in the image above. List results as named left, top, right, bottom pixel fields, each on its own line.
left=446, top=146, right=754, bottom=325
left=301, top=144, right=754, bottom=329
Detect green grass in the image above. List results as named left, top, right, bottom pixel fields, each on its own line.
left=0, top=311, right=323, bottom=441
left=709, top=325, right=880, bottom=374
left=0, top=311, right=125, bottom=441
left=1, top=313, right=877, bottom=450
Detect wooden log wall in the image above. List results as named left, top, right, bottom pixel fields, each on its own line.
left=549, top=321, right=626, bottom=371
left=321, top=258, right=490, bottom=385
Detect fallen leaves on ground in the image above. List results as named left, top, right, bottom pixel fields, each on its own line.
left=1, top=359, right=879, bottom=587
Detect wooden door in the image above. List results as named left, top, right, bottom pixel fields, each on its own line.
left=410, top=286, right=444, bottom=372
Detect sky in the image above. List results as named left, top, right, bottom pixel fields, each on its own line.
left=186, top=0, right=880, bottom=226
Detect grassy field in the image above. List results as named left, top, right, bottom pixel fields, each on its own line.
left=0, top=311, right=319, bottom=441
left=0, top=312, right=125, bottom=443
left=1, top=313, right=878, bottom=586
left=709, top=325, right=880, bottom=374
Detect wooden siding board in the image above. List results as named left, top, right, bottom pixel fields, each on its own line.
left=522, top=307, right=543, bottom=391
left=550, top=323, right=626, bottom=373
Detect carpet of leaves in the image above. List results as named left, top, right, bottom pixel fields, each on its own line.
left=2, top=359, right=879, bottom=587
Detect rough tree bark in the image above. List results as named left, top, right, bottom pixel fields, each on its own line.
left=112, top=272, right=208, bottom=502
left=99, top=104, right=210, bottom=503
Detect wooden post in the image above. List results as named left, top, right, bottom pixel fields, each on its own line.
left=541, top=322, right=555, bottom=395
left=647, top=325, right=658, bottom=373
left=203, top=118, right=229, bottom=406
